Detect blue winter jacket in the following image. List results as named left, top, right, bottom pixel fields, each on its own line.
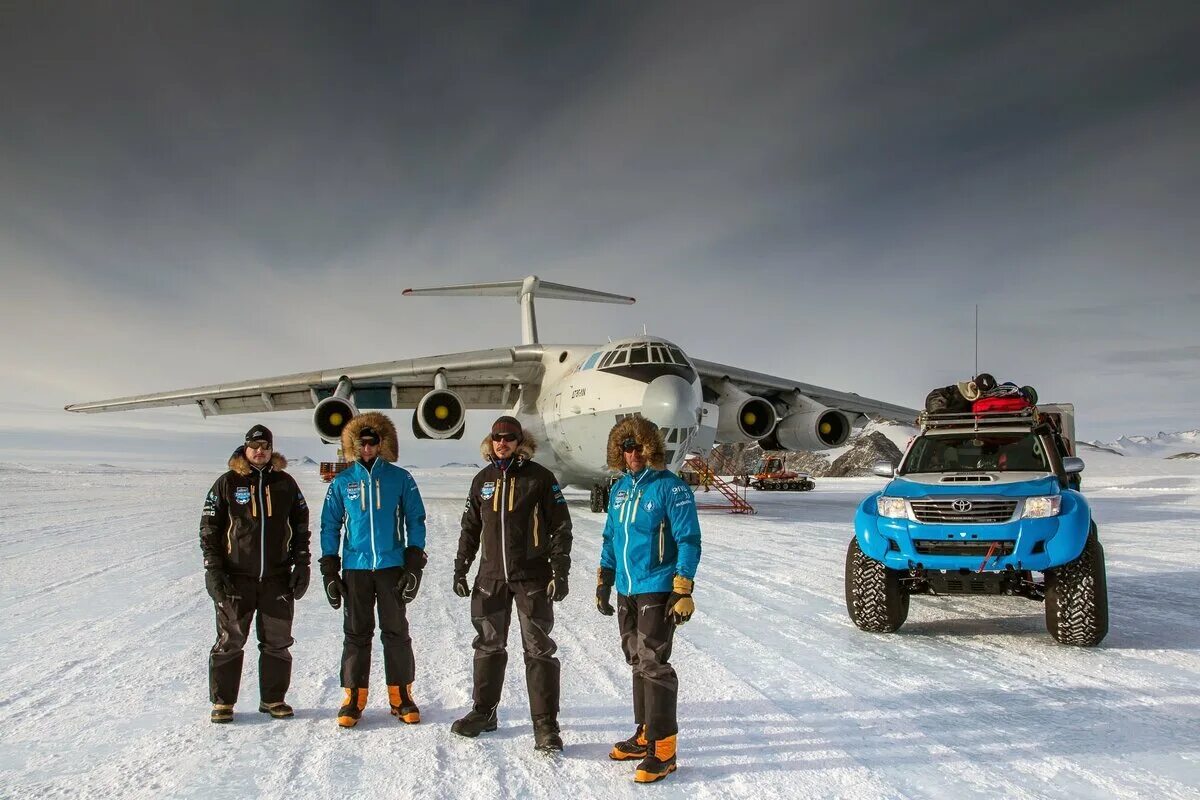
left=600, top=468, right=701, bottom=595
left=320, top=459, right=427, bottom=571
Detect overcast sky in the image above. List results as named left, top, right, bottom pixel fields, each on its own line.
left=1, top=1, right=1197, bottom=465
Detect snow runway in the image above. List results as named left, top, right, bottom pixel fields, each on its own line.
left=1, top=455, right=1197, bottom=799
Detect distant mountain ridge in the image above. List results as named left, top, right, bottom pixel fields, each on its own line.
left=1084, top=430, right=1200, bottom=459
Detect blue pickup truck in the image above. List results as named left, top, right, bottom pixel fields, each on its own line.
left=846, top=404, right=1108, bottom=646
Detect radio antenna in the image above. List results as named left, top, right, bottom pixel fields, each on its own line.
left=974, top=304, right=979, bottom=378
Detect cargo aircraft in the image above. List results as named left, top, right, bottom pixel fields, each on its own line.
left=67, top=276, right=918, bottom=511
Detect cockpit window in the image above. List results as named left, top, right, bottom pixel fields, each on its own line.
left=581, top=352, right=601, bottom=370
left=629, top=345, right=649, bottom=365
left=668, top=347, right=688, bottom=366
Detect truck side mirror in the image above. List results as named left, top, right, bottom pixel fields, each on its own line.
left=871, top=461, right=897, bottom=478
left=1061, top=456, right=1085, bottom=474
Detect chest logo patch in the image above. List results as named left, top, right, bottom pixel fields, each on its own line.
left=481, top=482, right=495, bottom=501
left=234, top=487, right=251, bottom=505
left=643, top=500, right=656, bottom=512
left=347, top=482, right=361, bottom=502
left=614, top=490, right=628, bottom=508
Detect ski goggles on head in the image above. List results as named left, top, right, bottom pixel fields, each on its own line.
left=620, top=438, right=642, bottom=453
left=491, top=433, right=520, bottom=443
left=245, top=441, right=272, bottom=451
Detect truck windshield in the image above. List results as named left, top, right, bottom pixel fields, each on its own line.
left=902, top=433, right=1049, bottom=473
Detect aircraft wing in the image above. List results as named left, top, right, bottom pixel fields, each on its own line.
left=691, top=358, right=919, bottom=423
left=65, top=346, right=546, bottom=416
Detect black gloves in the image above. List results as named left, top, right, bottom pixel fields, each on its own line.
left=547, top=556, right=570, bottom=602
left=399, top=547, right=427, bottom=603
left=205, top=567, right=237, bottom=605
left=290, top=564, right=310, bottom=600
left=595, top=567, right=615, bottom=616
left=452, top=559, right=471, bottom=598
left=319, top=555, right=346, bottom=610
left=666, top=575, right=695, bottom=625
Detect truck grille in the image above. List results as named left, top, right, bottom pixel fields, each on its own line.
left=913, top=540, right=1015, bottom=556
left=909, top=499, right=1018, bottom=523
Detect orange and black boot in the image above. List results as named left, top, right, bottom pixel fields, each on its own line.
left=388, top=684, right=421, bottom=724
left=337, top=688, right=368, bottom=728
left=609, top=724, right=648, bottom=760
left=634, top=735, right=677, bottom=783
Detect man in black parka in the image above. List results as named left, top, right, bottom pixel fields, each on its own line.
left=200, top=425, right=310, bottom=723
left=450, top=416, right=573, bottom=752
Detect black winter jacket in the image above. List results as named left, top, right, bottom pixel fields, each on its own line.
left=200, top=449, right=311, bottom=579
left=457, top=442, right=572, bottom=583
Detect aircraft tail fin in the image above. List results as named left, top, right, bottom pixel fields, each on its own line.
left=403, top=275, right=635, bottom=345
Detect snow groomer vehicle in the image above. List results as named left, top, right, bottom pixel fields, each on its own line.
left=845, top=374, right=1108, bottom=646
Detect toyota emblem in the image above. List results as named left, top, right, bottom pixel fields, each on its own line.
left=952, top=499, right=973, bottom=512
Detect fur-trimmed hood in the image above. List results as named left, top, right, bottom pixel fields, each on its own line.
left=606, top=416, right=666, bottom=472
left=341, top=412, right=400, bottom=463
left=480, top=432, right=538, bottom=466
left=229, top=449, right=288, bottom=476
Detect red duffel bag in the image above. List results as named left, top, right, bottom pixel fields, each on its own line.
left=973, top=395, right=1031, bottom=413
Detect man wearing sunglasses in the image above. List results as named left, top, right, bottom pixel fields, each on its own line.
left=200, top=425, right=311, bottom=724
left=451, top=416, right=573, bottom=753
left=319, top=412, right=428, bottom=728
left=596, top=416, right=701, bottom=783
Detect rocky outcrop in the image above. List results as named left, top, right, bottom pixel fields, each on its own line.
left=825, top=432, right=904, bottom=477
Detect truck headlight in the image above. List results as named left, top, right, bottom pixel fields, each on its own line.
left=876, top=497, right=908, bottom=519
left=1022, top=496, right=1062, bottom=518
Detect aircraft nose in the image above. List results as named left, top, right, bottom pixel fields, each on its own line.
left=641, top=375, right=700, bottom=429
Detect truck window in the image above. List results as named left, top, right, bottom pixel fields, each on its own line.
left=903, top=433, right=1049, bottom=473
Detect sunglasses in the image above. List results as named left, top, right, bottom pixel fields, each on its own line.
left=491, top=433, right=520, bottom=443
left=359, top=439, right=380, bottom=447
left=245, top=442, right=272, bottom=451
left=620, top=439, right=642, bottom=454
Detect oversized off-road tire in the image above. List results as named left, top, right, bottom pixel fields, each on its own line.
left=845, top=538, right=910, bottom=633
left=1044, top=529, right=1109, bottom=646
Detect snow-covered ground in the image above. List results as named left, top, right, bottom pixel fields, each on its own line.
left=1, top=452, right=1198, bottom=799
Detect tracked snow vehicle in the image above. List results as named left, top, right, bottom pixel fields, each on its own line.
left=845, top=403, right=1108, bottom=646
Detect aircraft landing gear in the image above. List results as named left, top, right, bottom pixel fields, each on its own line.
left=589, top=483, right=610, bottom=513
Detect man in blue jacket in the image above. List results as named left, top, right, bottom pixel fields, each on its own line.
left=596, top=416, right=701, bottom=784
left=319, top=412, right=427, bottom=728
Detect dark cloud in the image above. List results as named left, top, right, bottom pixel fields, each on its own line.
left=1, top=1, right=1198, bottom=451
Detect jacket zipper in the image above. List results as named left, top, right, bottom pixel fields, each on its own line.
left=621, top=470, right=648, bottom=594
left=658, top=521, right=665, bottom=565
left=532, top=510, right=540, bottom=549
left=257, top=473, right=266, bottom=579
left=500, top=473, right=510, bottom=581
left=365, top=463, right=377, bottom=570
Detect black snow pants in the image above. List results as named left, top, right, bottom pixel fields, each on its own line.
left=617, top=592, right=678, bottom=740
left=470, top=577, right=559, bottom=717
left=209, top=573, right=295, bottom=705
left=340, top=567, right=414, bottom=688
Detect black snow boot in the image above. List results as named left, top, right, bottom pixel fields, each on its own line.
left=210, top=704, right=234, bottom=724
left=532, top=714, right=563, bottom=753
left=258, top=701, right=294, bottom=719
left=451, top=706, right=498, bottom=738
left=609, top=724, right=648, bottom=760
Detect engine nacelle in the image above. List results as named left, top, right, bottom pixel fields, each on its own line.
left=412, top=388, right=466, bottom=440
left=313, top=378, right=357, bottom=444
left=714, top=382, right=778, bottom=443
left=771, top=406, right=851, bottom=451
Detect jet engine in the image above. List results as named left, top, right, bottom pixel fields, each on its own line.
left=313, top=379, right=358, bottom=444
left=713, top=381, right=778, bottom=443
left=412, top=388, right=466, bottom=440
left=768, top=398, right=851, bottom=451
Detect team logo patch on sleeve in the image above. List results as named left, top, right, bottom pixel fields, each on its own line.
left=551, top=484, right=566, bottom=504
left=202, top=490, right=218, bottom=516
left=481, top=482, right=495, bottom=501
left=234, top=487, right=251, bottom=505
left=346, top=482, right=361, bottom=502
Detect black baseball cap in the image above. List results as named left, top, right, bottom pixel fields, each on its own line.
left=244, top=425, right=273, bottom=446
left=358, top=426, right=381, bottom=445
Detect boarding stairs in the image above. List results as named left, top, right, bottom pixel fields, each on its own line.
left=684, top=454, right=756, bottom=514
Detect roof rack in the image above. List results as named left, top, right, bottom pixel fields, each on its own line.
left=919, top=407, right=1038, bottom=433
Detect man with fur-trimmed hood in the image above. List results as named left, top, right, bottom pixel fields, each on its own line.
left=200, top=424, right=310, bottom=724
left=319, top=412, right=428, bottom=728
left=450, top=415, right=573, bottom=752
left=596, top=416, right=701, bottom=784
